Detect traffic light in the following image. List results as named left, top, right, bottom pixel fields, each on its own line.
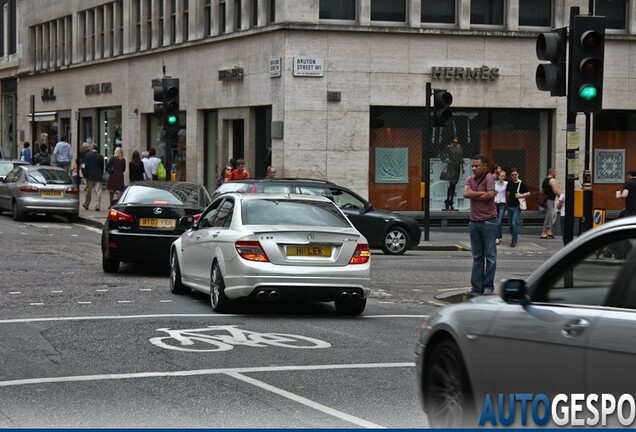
left=162, top=78, right=180, bottom=134
left=568, top=15, right=605, bottom=113
left=535, top=27, right=567, bottom=96
left=153, top=82, right=164, bottom=120
left=433, top=89, right=452, bottom=126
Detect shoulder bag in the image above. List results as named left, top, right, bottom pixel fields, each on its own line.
left=517, top=182, right=527, bottom=210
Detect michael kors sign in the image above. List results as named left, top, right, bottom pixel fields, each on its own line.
left=432, top=65, right=499, bottom=81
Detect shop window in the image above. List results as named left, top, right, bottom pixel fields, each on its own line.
left=421, top=0, right=455, bottom=24
left=320, top=0, right=356, bottom=21
left=99, top=108, right=122, bottom=159
left=519, top=0, right=551, bottom=27
left=596, top=0, right=626, bottom=30
left=371, top=0, right=405, bottom=22
left=471, top=0, right=504, bottom=26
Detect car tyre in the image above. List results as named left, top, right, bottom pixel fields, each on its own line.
left=423, top=339, right=474, bottom=428
left=210, top=262, right=232, bottom=313
left=12, top=201, right=23, bottom=221
left=68, top=213, right=79, bottom=223
left=334, top=298, right=366, bottom=315
left=382, top=226, right=409, bottom=255
left=102, top=254, right=120, bottom=273
left=170, top=250, right=190, bottom=294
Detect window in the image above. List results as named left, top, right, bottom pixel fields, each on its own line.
left=146, top=0, right=152, bottom=48
left=183, top=0, right=189, bottom=41
left=421, top=0, right=455, bottom=24
left=268, top=0, right=275, bottom=23
left=330, top=188, right=367, bottom=210
left=213, top=199, right=235, bottom=227
left=234, top=0, right=241, bottom=30
left=320, top=0, right=356, bottom=20
left=371, top=0, right=406, bottom=22
left=471, top=0, right=504, bottom=25
left=219, top=1, right=226, bottom=34
left=251, top=0, right=258, bottom=26
left=596, top=0, right=626, bottom=30
left=519, top=0, right=551, bottom=27
left=135, top=0, right=141, bottom=50
left=170, top=0, right=176, bottom=44
left=158, top=0, right=164, bottom=46
left=205, top=0, right=212, bottom=35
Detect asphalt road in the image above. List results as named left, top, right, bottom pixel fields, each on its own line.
left=0, top=214, right=553, bottom=428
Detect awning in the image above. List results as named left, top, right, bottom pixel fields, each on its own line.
left=28, top=111, right=57, bottom=122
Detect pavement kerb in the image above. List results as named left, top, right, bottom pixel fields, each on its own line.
left=414, top=243, right=469, bottom=252
left=77, top=214, right=105, bottom=229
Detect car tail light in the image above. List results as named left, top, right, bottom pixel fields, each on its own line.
left=235, top=240, right=270, bottom=262
left=193, top=213, right=202, bottom=222
left=108, top=209, right=135, bottom=223
left=65, top=187, right=80, bottom=195
left=349, top=243, right=370, bottom=264
left=20, top=186, right=39, bottom=193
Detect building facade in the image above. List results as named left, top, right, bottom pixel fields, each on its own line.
left=4, top=0, right=636, bottom=214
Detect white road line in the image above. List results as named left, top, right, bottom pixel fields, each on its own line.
left=226, top=371, right=385, bottom=428
left=117, top=300, right=132, bottom=304
left=0, top=313, right=428, bottom=324
left=77, top=301, right=92, bottom=305
left=51, top=290, right=64, bottom=293
left=0, top=362, right=414, bottom=388
left=9, top=292, right=21, bottom=295
left=95, top=289, right=109, bottom=292
left=29, top=303, right=44, bottom=306
left=159, top=300, right=173, bottom=303
left=76, top=224, right=102, bottom=234
left=138, top=289, right=152, bottom=292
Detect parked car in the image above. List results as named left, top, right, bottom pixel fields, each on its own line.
left=101, top=181, right=212, bottom=273
left=170, top=193, right=371, bottom=315
left=213, top=178, right=421, bottom=255
left=415, top=216, right=636, bottom=428
left=0, top=159, right=29, bottom=182
left=0, top=165, right=79, bottom=221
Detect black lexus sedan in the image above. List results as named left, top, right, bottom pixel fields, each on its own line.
left=101, top=181, right=212, bottom=273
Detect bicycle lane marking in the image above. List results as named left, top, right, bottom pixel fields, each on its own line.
left=225, top=370, right=384, bottom=428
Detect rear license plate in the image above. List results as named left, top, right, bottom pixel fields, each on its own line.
left=41, top=191, right=62, bottom=197
left=139, top=218, right=176, bottom=228
left=286, top=245, right=332, bottom=257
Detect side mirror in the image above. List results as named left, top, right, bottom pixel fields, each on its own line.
left=501, top=279, right=530, bottom=306
left=178, top=215, right=195, bottom=229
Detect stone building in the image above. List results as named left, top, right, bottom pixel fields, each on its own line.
left=2, top=0, right=635, bottom=214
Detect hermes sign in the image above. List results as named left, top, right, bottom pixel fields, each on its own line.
left=432, top=65, right=499, bottom=81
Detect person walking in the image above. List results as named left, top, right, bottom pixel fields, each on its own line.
left=463, top=154, right=497, bottom=295
left=106, top=147, right=126, bottom=202
left=228, top=158, right=251, bottom=180
left=441, top=137, right=464, bottom=210
left=129, top=150, right=145, bottom=183
left=616, top=168, right=636, bottom=217
left=147, top=148, right=162, bottom=180
left=33, top=143, right=51, bottom=166
left=19, top=142, right=32, bottom=164
left=540, top=168, right=560, bottom=239
left=216, top=164, right=233, bottom=188
left=557, top=192, right=566, bottom=245
left=83, top=144, right=105, bottom=211
left=494, top=170, right=507, bottom=245
left=505, top=168, right=529, bottom=248
left=53, top=134, right=72, bottom=173
left=141, top=151, right=151, bottom=180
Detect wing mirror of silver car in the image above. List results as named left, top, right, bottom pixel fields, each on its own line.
left=501, top=279, right=530, bottom=306
left=178, top=215, right=195, bottom=229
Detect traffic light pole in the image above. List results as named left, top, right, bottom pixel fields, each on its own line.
left=582, top=113, right=593, bottom=231
left=423, top=82, right=432, bottom=241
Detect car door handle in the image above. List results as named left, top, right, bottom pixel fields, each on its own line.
left=195, top=235, right=201, bottom=240
left=561, top=318, right=590, bottom=338
left=212, top=231, right=220, bottom=238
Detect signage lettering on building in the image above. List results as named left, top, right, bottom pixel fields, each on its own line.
left=293, top=57, right=324, bottom=77
left=41, top=87, right=56, bottom=101
left=85, top=82, right=113, bottom=95
left=218, top=67, right=244, bottom=81
left=431, top=65, right=499, bottom=81
left=270, top=58, right=281, bottom=78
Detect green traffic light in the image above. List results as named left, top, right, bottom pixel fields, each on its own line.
left=167, top=115, right=178, bottom=125
left=579, top=85, right=597, bottom=101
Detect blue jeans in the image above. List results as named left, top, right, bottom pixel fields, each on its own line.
left=508, top=206, right=521, bottom=243
left=496, top=203, right=506, bottom=239
left=469, top=218, right=498, bottom=293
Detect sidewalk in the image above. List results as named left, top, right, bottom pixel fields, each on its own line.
left=76, top=188, right=111, bottom=229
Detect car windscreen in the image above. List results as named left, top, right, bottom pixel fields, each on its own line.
left=242, top=199, right=351, bottom=227
left=28, top=168, right=73, bottom=184
left=217, top=182, right=253, bottom=194
left=121, top=185, right=202, bottom=206
left=0, top=162, right=15, bottom=177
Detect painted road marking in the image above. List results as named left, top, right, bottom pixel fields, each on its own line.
left=76, top=224, right=102, bottom=234
left=9, top=292, right=21, bottom=295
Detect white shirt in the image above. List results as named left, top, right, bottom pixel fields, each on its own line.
left=494, top=181, right=508, bottom=204
left=142, top=158, right=152, bottom=180
left=148, top=156, right=161, bottom=175
left=557, top=193, right=566, bottom=216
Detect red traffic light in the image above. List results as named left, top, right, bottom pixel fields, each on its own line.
left=580, top=30, right=603, bottom=50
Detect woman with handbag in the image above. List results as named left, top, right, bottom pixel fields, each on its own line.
left=540, top=168, right=560, bottom=239
left=494, top=170, right=508, bottom=245
left=106, top=147, right=126, bottom=203
left=505, top=168, right=529, bottom=248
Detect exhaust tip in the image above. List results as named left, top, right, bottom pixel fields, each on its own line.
left=257, top=290, right=269, bottom=299
left=269, top=290, right=280, bottom=299
left=351, top=292, right=361, bottom=299
left=340, top=291, right=351, bottom=299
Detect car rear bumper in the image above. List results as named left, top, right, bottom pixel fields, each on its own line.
left=222, top=260, right=371, bottom=301
left=18, top=196, right=79, bottom=214
left=105, top=231, right=179, bottom=264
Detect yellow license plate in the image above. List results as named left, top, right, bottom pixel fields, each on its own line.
left=286, top=245, right=332, bottom=257
left=41, top=191, right=62, bottom=197
left=139, top=218, right=176, bottom=228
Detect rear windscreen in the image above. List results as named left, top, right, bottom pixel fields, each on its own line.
left=28, top=169, right=73, bottom=184
left=122, top=185, right=202, bottom=206
left=242, top=199, right=350, bottom=227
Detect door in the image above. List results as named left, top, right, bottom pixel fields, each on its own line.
left=181, top=199, right=222, bottom=282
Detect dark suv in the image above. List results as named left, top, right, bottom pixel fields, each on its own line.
left=213, top=179, right=422, bottom=255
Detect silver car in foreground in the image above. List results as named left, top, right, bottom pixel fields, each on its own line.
left=0, top=165, right=80, bottom=221
left=416, top=217, right=636, bottom=428
left=170, top=193, right=371, bottom=315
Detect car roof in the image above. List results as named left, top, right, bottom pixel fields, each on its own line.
left=0, top=160, right=29, bottom=165
left=129, top=180, right=207, bottom=192
left=222, top=192, right=334, bottom=203
left=225, top=178, right=334, bottom=185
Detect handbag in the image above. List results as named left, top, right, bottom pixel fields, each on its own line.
left=440, top=166, right=450, bottom=181
left=538, top=190, right=548, bottom=208
left=517, top=182, right=527, bottom=210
